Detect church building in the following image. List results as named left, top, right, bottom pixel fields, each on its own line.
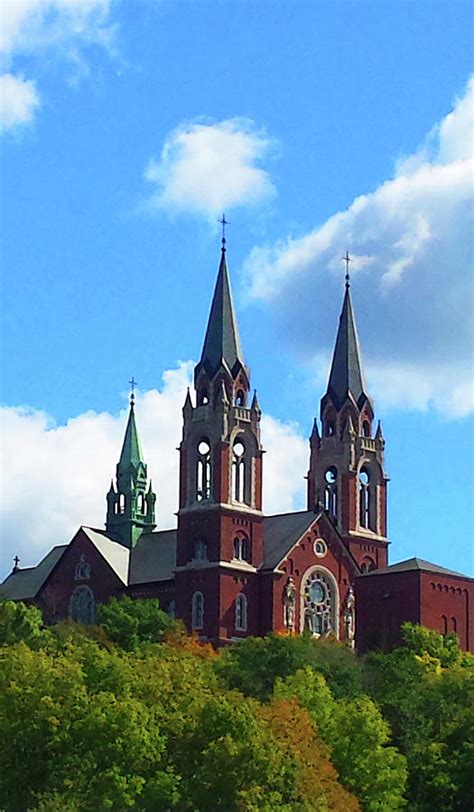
left=2, top=237, right=473, bottom=653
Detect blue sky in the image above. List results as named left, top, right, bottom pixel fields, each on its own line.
left=1, top=0, right=473, bottom=578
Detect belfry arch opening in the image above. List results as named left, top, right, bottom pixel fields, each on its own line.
left=196, top=438, right=211, bottom=502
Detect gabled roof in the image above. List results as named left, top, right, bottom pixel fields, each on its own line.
left=0, top=545, right=67, bottom=600
left=326, top=283, right=369, bottom=408
left=262, top=511, right=320, bottom=570
left=357, top=557, right=472, bottom=580
left=129, top=529, right=177, bottom=584
left=196, top=246, right=246, bottom=380
left=82, top=527, right=131, bottom=584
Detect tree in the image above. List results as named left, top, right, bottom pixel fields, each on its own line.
left=96, top=596, right=183, bottom=651
left=0, top=599, right=52, bottom=648
left=275, top=667, right=407, bottom=810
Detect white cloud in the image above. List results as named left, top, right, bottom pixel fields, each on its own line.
left=244, top=77, right=474, bottom=417
left=0, top=365, right=307, bottom=575
left=144, top=119, right=277, bottom=219
left=0, top=0, right=114, bottom=131
left=0, top=73, right=39, bottom=129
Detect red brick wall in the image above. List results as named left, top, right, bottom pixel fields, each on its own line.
left=37, top=529, right=125, bottom=622
left=355, top=570, right=421, bottom=653
left=420, top=572, right=474, bottom=653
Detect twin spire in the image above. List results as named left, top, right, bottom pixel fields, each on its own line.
left=195, top=230, right=247, bottom=382
left=325, top=255, right=370, bottom=410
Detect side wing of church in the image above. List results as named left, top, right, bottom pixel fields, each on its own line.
left=3, top=238, right=473, bottom=652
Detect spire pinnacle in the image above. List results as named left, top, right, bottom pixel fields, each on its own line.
left=196, top=236, right=247, bottom=382
left=128, top=376, right=137, bottom=408
left=325, top=258, right=370, bottom=410
left=218, top=212, right=229, bottom=253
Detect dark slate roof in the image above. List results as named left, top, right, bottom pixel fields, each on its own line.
left=0, top=545, right=67, bottom=600
left=326, top=285, right=369, bottom=408
left=262, top=511, right=318, bottom=570
left=357, top=557, right=472, bottom=580
left=196, top=248, right=246, bottom=379
left=129, top=529, right=177, bottom=584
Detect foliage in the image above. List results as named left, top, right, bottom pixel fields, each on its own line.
left=215, top=632, right=363, bottom=701
left=0, top=599, right=52, bottom=648
left=275, top=667, right=407, bottom=810
left=96, top=596, right=183, bottom=651
left=364, top=623, right=474, bottom=811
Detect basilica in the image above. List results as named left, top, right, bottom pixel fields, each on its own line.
left=2, top=238, right=473, bottom=652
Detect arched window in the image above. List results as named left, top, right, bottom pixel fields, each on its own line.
left=232, top=439, right=246, bottom=503
left=359, top=467, right=371, bottom=529
left=196, top=439, right=211, bottom=502
left=233, top=536, right=250, bottom=562
left=192, top=591, right=204, bottom=630
left=441, top=615, right=448, bottom=635
left=166, top=600, right=176, bottom=618
left=360, top=556, right=376, bottom=573
left=235, top=594, right=248, bottom=631
left=301, top=568, right=338, bottom=638
left=69, top=585, right=95, bottom=624
left=193, top=538, right=208, bottom=560
left=326, top=421, right=335, bottom=437
left=363, top=420, right=371, bottom=437
left=324, top=467, right=337, bottom=518
left=197, top=389, right=209, bottom=406
left=451, top=616, right=457, bottom=633
left=235, top=389, right=246, bottom=407
left=119, top=493, right=126, bottom=514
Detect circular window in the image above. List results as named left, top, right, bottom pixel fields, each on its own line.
left=308, top=580, right=326, bottom=604
left=325, top=467, right=337, bottom=484
left=359, top=468, right=369, bottom=485
left=198, top=439, right=210, bottom=455
left=233, top=441, right=245, bottom=457
left=314, top=539, right=327, bottom=558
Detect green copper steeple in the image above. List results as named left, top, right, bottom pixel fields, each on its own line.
left=106, top=391, right=156, bottom=548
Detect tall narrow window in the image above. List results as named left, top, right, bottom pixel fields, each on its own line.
left=235, top=389, right=245, bottom=407
left=233, top=536, right=250, bottom=562
left=193, top=538, right=208, bottom=560
left=196, top=439, right=211, bottom=502
left=324, top=467, right=337, bottom=518
left=232, top=440, right=246, bottom=503
left=119, top=493, right=126, bottom=514
left=359, top=468, right=372, bottom=529
left=235, top=594, right=248, bottom=631
left=192, top=591, right=204, bottom=630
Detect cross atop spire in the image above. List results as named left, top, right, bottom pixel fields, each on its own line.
left=218, top=213, right=229, bottom=252
left=342, top=250, right=352, bottom=289
left=128, top=376, right=137, bottom=406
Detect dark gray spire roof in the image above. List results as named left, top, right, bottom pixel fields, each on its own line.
left=198, top=246, right=246, bottom=378
left=326, top=283, right=369, bottom=408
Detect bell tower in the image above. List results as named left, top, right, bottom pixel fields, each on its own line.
left=176, top=230, right=264, bottom=644
left=307, top=257, right=389, bottom=571
left=106, top=390, right=156, bottom=549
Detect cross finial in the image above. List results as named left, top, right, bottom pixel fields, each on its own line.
left=13, top=555, right=20, bottom=572
left=218, top=213, right=229, bottom=251
left=342, top=250, right=352, bottom=289
left=128, top=376, right=137, bottom=406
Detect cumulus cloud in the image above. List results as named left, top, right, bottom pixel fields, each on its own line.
left=244, top=77, right=474, bottom=417
left=144, top=119, right=276, bottom=219
left=0, top=0, right=114, bottom=131
left=0, top=364, right=307, bottom=575
left=0, top=73, right=39, bottom=129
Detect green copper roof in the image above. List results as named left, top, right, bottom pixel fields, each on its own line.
left=198, top=246, right=246, bottom=376
left=326, top=283, right=369, bottom=408
left=119, top=401, right=144, bottom=469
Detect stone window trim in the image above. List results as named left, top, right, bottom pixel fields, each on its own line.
left=300, top=564, right=339, bottom=638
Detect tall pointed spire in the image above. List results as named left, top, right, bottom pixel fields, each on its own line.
left=325, top=272, right=369, bottom=409
left=106, top=388, right=156, bottom=548
left=195, top=234, right=247, bottom=381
